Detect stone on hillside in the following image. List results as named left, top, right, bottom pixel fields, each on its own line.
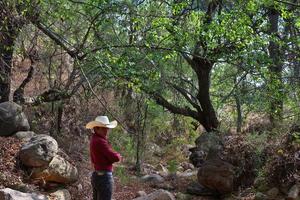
left=14, top=131, right=35, bottom=142
left=50, top=189, right=71, bottom=200
left=287, top=184, right=299, bottom=200
left=266, top=187, right=279, bottom=199
left=31, top=155, right=78, bottom=184
left=186, top=182, right=214, bottom=196
left=0, top=102, right=30, bottom=136
left=0, top=188, right=48, bottom=200
left=189, top=132, right=223, bottom=167
left=141, top=174, right=164, bottom=184
left=19, top=134, right=58, bottom=167
left=136, top=191, right=147, bottom=197
left=255, top=192, right=268, bottom=200
left=147, top=143, right=163, bottom=156
left=176, top=192, right=192, bottom=200
left=132, top=189, right=175, bottom=200
left=197, top=158, right=234, bottom=194
left=177, top=170, right=197, bottom=178
left=181, top=162, right=194, bottom=171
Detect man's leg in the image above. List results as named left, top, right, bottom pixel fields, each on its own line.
left=91, top=172, right=98, bottom=200
left=98, top=174, right=113, bottom=200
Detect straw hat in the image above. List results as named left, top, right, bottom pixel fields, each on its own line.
left=86, top=116, right=117, bottom=129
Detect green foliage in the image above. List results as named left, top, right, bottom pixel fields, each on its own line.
left=114, top=165, right=130, bottom=185
left=167, top=160, right=178, bottom=174
left=292, top=132, right=300, bottom=144
left=108, top=128, right=135, bottom=162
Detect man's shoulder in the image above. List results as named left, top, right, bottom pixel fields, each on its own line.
left=92, top=135, right=107, bottom=144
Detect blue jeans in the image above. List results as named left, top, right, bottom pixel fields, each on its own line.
left=91, top=171, right=113, bottom=200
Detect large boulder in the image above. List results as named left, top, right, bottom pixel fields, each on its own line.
left=49, top=189, right=71, bottom=200
left=30, top=155, right=78, bottom=184
left=141, top=174, right=164, bottom=184
left=0, top=102, right=30, bottom=136
left=132, top=189, right=175, bottom=200
left=13, top=131, right=35, bottom=142
left=0, top=188, right=48, bottom=200
left=189, top=132, right=223, bottom=167
left=19, top=134, right=58, bottom=167
left=197, top=158, right=234, bottom=194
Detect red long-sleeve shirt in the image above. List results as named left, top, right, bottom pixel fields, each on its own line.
left=90, top=134, right=121, bottom=172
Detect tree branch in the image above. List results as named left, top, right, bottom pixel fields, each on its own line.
left=151, top=92, right=199, bottom=120
left=33, top=21, right=78, bottom=58
left=166, top=81, right=201, bottom=112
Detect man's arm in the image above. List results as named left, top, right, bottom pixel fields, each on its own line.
left=97, top=138, right=121, bottom=163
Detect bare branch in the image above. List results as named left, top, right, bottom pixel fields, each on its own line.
left=151, top=92, right=199, bottom=120
left=166, top=81, right=201, bottom=112
left=34, top=21, right=78, bottom=58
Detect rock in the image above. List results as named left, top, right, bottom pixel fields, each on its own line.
left=255, top=192, right=268, bottom=200
left=0, top=188, right=48, bottom=200
left=254, top=177, right=268, bottom=192
left=132, top=189, right=175, bottom=200
left=31, top=155, right=78, bottom=184
left=141, top=174, right=164, bottom=184
left=181, top=162, right=194, bottom=171
left=189, top=132, right=223, bottom=167
left=19, top=134, right=58, bottom=167
left=9, top=183, right=34, bottom=193
left=0, top=101, right=30, bottom=136
left=13, top=131, right=35, bottom=142
left=148, top=143, right=163, bottom=156
left=136, top=191, right=147, bottom=197
left=197, top=158, right=234, bottom=194
left=287, top=184, right=299, bottom=200
left=154, top=183, right=175, bottom=191
left=77, top=184, right=83, bottom=191
left=156, top=164, right=169, bottom=174
left=177, top=170, right=197, bottom=178
left=266, top=187, right=279, bottom=199
left=186, top=182, right=215, bottom=196
left=50, top=189, right=71, bottom=200
left=176, top=192, right=192, bottom=200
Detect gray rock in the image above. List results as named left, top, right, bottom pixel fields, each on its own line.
left=132, top=189, right=175, bottom=200
left=189, top=132, right=223, bottom=167
left=13, top=131, right=35, bottom=142
left=177, top=170, right=197, bottom=178
left=31, top=155, right=78, bottom=184
left=186, top=182, right=214, bottom=196
left=50, top=189, right=71, bottom=200
left=19, top=134, right=58, bottom=167
left=287, top=184, right=299, bottom=200
left=153, top=183, right=175, bottom=191
left=255, top=192, right=268, bottom=200
left=136, top=191, right=147, bottom=197
left=0, top=102, right=30, bottom=136
left=176, top=192, right=192, bottom=200
left=181, top=162, right=194, bottom=171
left=266, top=187, right=279, bottom=199
left=141, top=174, right=164, bottom=184
left=0, top=188, right=48, bottom=200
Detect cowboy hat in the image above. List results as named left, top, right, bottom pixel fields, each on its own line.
left=86, top=116, right=117, bottom=129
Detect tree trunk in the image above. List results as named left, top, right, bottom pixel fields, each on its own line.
left=0, top=2, right=23, bottom=102
left=0, top=22, right=18, bottom=102
left=193, top=60, right=219, bottom=132
left=267, top=8, right=283, bottom=126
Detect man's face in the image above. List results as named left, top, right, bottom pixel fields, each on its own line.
left=94, top=127, right=109, bottom=136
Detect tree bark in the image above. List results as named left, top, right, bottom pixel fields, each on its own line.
left=267, top=8, right=283, bottom=126
left=0, top=11, right=20, bottom=102
left=192, top=59, right=219, bottom=131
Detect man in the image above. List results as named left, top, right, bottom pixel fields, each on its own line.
left=86, top=116, right=122, bottom=200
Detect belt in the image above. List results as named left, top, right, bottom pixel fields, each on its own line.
left=95, top=171, right=112, bottom=176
